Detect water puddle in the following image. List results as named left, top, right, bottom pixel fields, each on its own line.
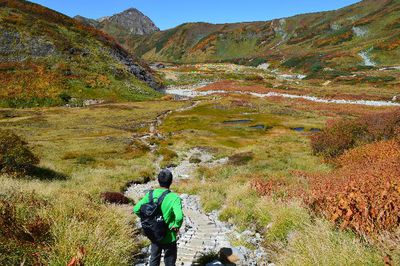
left=249, top=124, right=273, bottom=130
left=223, top=119, right=252, bottom=124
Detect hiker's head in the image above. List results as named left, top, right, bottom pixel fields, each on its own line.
left=158, top=169, right=173, bottom=188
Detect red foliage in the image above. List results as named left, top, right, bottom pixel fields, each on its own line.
left=100, top=192, right=131, bottom=205
left=311, top=109, right=400, bottom=158
left=67, top=247, right=86, bottom=266
left=305, top=140, right=400, bottom=235
left=250, top=178, right=289, bottom=197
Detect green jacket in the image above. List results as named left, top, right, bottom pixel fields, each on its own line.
left=134, top=188, right=184, bottom=244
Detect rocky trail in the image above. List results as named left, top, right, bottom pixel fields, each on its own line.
left=165, top=85, right=400, bottom=107
left=124, top=100, right=267, bottom=265
left=126, top=149, right=267, bottom=266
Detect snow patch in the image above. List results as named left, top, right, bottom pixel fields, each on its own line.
left=358, top=48, right=376, bottom=67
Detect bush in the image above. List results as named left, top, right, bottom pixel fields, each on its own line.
left=0, top=130, right=39, bottom=175
left=59, top=92, right=72, bottom=103
left=311, top=119, right=367, bottom=158
left=311, top=109, right=400, bottom=158
left=305, top=140, right=400, bottom=236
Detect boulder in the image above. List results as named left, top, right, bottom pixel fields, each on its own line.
left=257, top=63, right=270, bottom=70
left=219, top=247, right=244, bottom=264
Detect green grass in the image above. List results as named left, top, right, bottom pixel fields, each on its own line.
left=278, top=220, right=385, bottom=266
left=0, top=100, right=185, bottom=265
left=0, top=2, right=161, bottom=108
left=159, top=96, right=394, bottom=264
left=1, top=91, right=397, bottom=265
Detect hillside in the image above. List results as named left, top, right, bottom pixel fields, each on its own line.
left=75, top=8, right=159, bottom=48
left=127, top=0, right=400, bottom=72
left=0, top=0, right=161, bottom=107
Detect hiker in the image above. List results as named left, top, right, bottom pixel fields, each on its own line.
left=134, top=169, right=184, bottom=266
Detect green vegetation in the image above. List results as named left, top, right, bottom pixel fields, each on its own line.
left=157, top=96, right=398, bottom=265
left=0, top=100, right=185, bottom=265
left=128, top=0, right=400, bottom=70
left=0, top=0, right=160, bottom=108
left=0, top=129, right=39, bottom=175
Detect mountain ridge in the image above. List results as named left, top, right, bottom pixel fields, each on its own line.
left=0, top=0, right=161, bottom=107
left=122, top=0, right=400, bottom=72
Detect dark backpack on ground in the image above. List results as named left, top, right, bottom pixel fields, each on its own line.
left=139, top=190, right=170, bottom=243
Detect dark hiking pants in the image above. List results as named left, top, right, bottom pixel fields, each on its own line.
left=149, top=241, right=177, bottom=266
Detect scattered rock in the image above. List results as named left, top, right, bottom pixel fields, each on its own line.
left=189, top=153, right=202, bottom=164
left=121, top=177, right=151, bottom=192
left=219, top=247, right=244, bottom=264
left=257, top=63, right=270, bottom=70
left=109, top=47, right=162, bottom=90
left=101, top=192, right=131, bottom=204
left=83, top=99, right=105, bottom=106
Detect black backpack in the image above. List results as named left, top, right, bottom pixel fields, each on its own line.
left=139, top=190, right=170, bottom=243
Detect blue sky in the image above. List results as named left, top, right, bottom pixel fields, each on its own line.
left=29, top=0, right=361, bottom=30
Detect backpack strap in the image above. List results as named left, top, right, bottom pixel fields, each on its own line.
left=149, top=190, right=154, bottom=203
left=157, top=190, right=170, bottom=207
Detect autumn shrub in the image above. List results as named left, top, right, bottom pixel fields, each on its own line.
left=311, top=109, right=400, bottom=158
left=305, top=140, right=400, bottom=236
left=311, top=119, right=367, bottom=158
left=313, top=29, right=353, bottom=47
left=0, top=129, right=39, bottom=175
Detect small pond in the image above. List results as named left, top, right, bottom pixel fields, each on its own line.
left=249, top=125, right=273, bottom=130
left=223, top=119, right=253, bottom=124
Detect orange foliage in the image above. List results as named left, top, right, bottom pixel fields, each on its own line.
left=314, top=30, right=353, bottom=48
left=376, top=35, right=400, bottom=51
left=250, top=178, right=291, bottom=197
left=305, top=140, right=400, bottom=235
left=190, top=34, right=218, bottom=52
left=250, top=140, right=400, bottom=236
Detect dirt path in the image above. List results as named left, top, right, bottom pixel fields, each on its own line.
left=124, top=100, right=267, bottom=265
left=126, top=149, right=266, bottom=266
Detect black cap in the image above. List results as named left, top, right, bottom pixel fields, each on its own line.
left=158, top=169, right=173, bottom=188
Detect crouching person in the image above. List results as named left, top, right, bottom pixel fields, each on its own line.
left=134, top=169, right=183, bottom=266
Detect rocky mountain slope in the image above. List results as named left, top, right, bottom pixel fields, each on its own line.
left=0, top=0, right=161, bottom=107
left=75, top=8, right=159, bottom=48
left=127, top=0, right=400, bottom=72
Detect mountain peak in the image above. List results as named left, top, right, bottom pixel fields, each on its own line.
left=102, top=7, right=159, bottom=35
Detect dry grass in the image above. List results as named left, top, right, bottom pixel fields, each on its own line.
left=0, top=100, right=185, bottom=265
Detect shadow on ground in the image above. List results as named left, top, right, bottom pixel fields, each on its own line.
left=27, top=166, right=69, bottom=181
